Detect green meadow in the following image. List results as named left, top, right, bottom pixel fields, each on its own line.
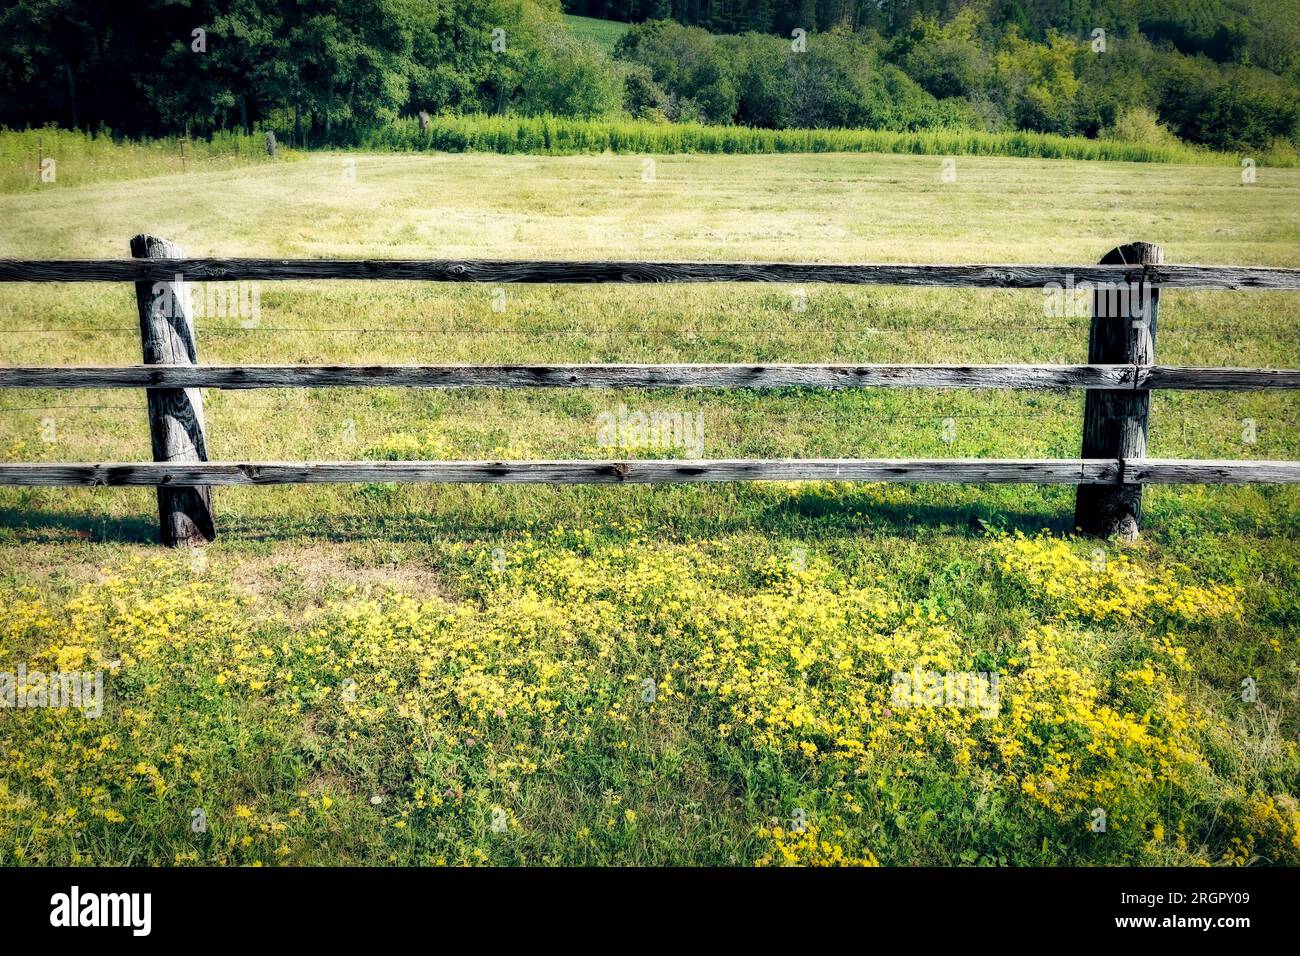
left=0, top=149, right=1296, bottom=866
left=562, top=13, right=631, bottom=52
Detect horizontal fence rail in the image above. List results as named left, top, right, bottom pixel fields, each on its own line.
left=2, top=237, right=1297, bottom=545
left=1, top=459, right=1298, bottom=487
left=2, top=258, right=1300, bottom=289
left=2, top=363, right=1299, bottom=391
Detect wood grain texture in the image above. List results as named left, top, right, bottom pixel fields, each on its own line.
left=4, top=363, right=1298, bottom=390
left=1136, top=366, right=1300, bottom=390
left=1075, top=243, right=1161, bottom=540
left=0, top=459, right=1123, bottom=486
left=0, top=258, right=1297, bottom=289
left=0, top=364, right=1140, bottom=390
left=131, top=235, right=214, bottom=547
left=2, top=458, right=1293, bottom=487
left=1126, top=460, right=1300, bottom=484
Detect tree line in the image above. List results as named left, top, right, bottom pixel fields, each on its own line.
left=612, top=7, right=1298, bottom=149
left=0, top=0, right=1295, bottom=152
left=567, top=0, right=1296, bottom=66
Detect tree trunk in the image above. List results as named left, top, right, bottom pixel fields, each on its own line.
left=65, top=63, right=79, bottom=130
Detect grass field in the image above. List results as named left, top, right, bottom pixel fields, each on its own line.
left=0, top=150, right=1297, bottom=866
left=0, top=129, right=300, bottom=193
left=562, top=13, right=631, bottom=52
left=9, top=116, right=1290, bottom=186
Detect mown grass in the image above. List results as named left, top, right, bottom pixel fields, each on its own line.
left=0, top=150, right=1296, bottom=866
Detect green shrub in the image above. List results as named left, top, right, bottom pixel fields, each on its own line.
left=1102, top=105, right=1183, bottom=147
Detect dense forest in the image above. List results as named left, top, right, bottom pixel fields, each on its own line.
left=565, top=0, right=1295, bottom=61
left=1, top=0, right=1296, bottom=151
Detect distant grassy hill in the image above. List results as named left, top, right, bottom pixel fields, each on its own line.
left=562, top=13, right=631, bottom=52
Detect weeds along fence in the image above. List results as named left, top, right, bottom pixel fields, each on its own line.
left=361, top=114, right=1258, bottom=166
left=1, top=236, right=1299, bottom=546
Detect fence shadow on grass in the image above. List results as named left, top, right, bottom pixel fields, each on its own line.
left=0, top=505, right=161, bottom=544
left=0, top=490, right=1076, bottom=547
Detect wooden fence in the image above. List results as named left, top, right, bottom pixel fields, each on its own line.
left=1, top=236, right=1298, bottom=546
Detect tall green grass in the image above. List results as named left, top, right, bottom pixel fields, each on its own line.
left=362, top=112, right=1284, bottom=165
left=0, top=127, right=301, bottom=192
left=4, top=116, right=1288, bottom=196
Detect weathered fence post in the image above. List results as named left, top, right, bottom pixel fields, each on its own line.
left=131, top=235, right=215, bottom=546
left=265, top=130, right=277, bottom=157
left=1074, top=241, right=1161, bottom=541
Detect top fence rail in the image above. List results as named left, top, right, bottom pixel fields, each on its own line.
left=2, top=259, right=1300, bottom=289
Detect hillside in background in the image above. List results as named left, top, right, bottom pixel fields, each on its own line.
left=564, top=0, right=1300, bottom=66
left=563, top=12, right=632, bottom=51
left=562, top=0, right=1299, bottom=151
left=0, top=0, right=1295, bottom=155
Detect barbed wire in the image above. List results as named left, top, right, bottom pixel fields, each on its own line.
left=0, top=403, right=1289, bottom=425
left=0, top=321, right=1293, bottom=337
left=0, top=404, right=143, bottom=413
left=0, top=325, right=1092, bottom=335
